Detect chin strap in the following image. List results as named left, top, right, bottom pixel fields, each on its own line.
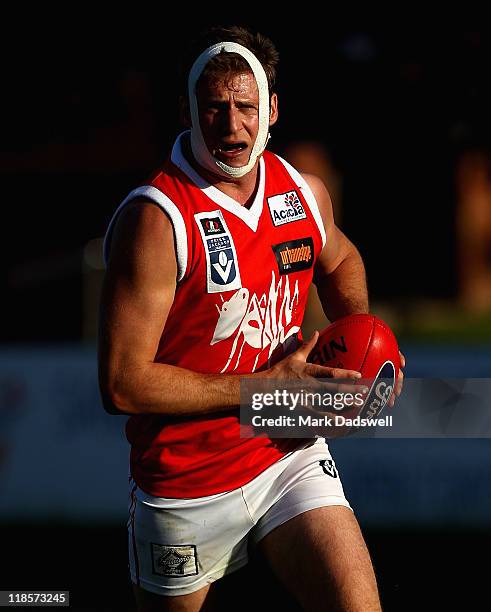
left=188, top=41, right=270, bottom=179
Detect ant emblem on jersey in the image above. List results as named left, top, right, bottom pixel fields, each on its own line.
left=211, top=271, right=300, bottom=373
left=267, top=190, right=307, bottom=227
left=195, top=211, right=242, bottom=293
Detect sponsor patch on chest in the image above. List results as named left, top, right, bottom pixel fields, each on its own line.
left=267, top=190, right=307, bottom=226
left=272, top=237, right=314, bottom=275
left=195, top=210, right=242, bottom=293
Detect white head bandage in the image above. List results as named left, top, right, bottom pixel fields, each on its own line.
left=188, top=41, right=270, bottom=179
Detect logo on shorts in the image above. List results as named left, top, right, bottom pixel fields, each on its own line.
left=151, top=544, right=198, bottom=577
left=319, top=459, right=338, bottom=478
left=272, top=237, right=314, bottom=275
left=268, top=190, right=307, bottom=227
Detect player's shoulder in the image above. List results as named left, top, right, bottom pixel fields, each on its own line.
left=105, top=197, right=177, bottom=279
left=116, top=198, right=171, bottom=232
left=297, top=173, right=335, bottom=230
left=109, top=198, right=174, bottom=263
left=300, top=172, right=330, bottom=199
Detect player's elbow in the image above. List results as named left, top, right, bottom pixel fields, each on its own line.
left=98, top=371, right=140, bottom=416
left=100, top=389, right=131, bottom=415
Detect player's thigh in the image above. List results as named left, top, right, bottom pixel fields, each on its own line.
left=258, top=506, right=381, bottom=612
left=133, top=582, right=216, bottom=612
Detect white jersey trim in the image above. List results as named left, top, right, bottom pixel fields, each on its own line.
left=274, top=155, right=327, bottom=248
left=103, top=185, right=188, bottom=282
left=171, top=131, right=265, bottom=232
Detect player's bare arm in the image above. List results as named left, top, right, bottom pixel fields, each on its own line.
left=98, top=199, right=244, bottom=416
left=303, top=172, right=369, bottom=319
left=304, top=172, right=405, bottom=404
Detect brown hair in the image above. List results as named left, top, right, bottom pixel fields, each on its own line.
left=180, top=25, right=279, bottom=96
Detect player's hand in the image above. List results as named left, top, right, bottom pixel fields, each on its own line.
left=258, top=331, right=365, bottom=394
left=255, top=332, right=367, bottom=437
left=388, top=351, right=405, bottom=408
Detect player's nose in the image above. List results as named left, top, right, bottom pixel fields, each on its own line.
left=220, top=106, right=241, bottom=134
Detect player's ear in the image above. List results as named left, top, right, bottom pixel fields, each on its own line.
left=179, top=95, right=192, bottom=127
left=269, top=93, right=278, bottom=127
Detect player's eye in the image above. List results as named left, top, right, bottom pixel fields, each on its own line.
left=238, top=106, right=257, bottom=118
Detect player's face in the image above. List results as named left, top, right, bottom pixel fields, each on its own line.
left=196, top=71, right=277, bottom=169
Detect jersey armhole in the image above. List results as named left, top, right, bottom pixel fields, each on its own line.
left=103, top=185, right=188, bottom=282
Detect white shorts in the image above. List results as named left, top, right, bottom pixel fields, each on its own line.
left=128, top=438, right=352, bottom=597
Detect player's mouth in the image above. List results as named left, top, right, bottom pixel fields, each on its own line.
left=215, top=142, right=248, bottom=159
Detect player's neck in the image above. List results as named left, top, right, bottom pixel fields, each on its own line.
left=182, top=136, right=260, bottom=208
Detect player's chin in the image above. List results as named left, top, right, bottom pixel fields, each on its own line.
left=214, top=149, right=251, bottom=166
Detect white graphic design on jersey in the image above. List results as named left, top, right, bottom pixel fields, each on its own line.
left=211, top=271, right=300, bottom=372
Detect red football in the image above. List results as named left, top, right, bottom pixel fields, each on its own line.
left=308, top=313, right=401, bottom=418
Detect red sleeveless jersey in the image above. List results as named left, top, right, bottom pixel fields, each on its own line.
left=104, top=132, right=327, bottom=498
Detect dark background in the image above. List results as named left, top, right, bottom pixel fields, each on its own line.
left=3, top=21, right=490, bottom=341
left=2, top=523, right=487, bottom=610
left=2, top=15, right=491, bottom=611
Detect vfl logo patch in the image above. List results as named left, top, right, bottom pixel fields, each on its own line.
left=151, top=543, right=198, bottom=577
left=195, top=210, right=242, bottom=294
left=208, top=237, right=237, bottom=285
left=200, top=217, right=225, bottom=236
left=319, top=459, right=338, bottom=478
left=268, top=190, right=307, bottom=227
left=272, top=237, right=314, bottom=275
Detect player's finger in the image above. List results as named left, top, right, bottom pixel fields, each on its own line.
left=305, top=379, right=346, bottom=394
left=395, top=369, right=404, bottom=397
left=308, top=379, right=369, bottom=396
left=388, top=382, right=397, bottom=407
left=304, top=363, right=362, bottom=380
left=388, top=373, right=403, bottom=407
left=303, top=367, right=368, bottom=398
left=294, top=331, right=319, bottom=361
left=389, top=359, right=405, bottom=407
left=329, top=367, right=364, bottom=380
